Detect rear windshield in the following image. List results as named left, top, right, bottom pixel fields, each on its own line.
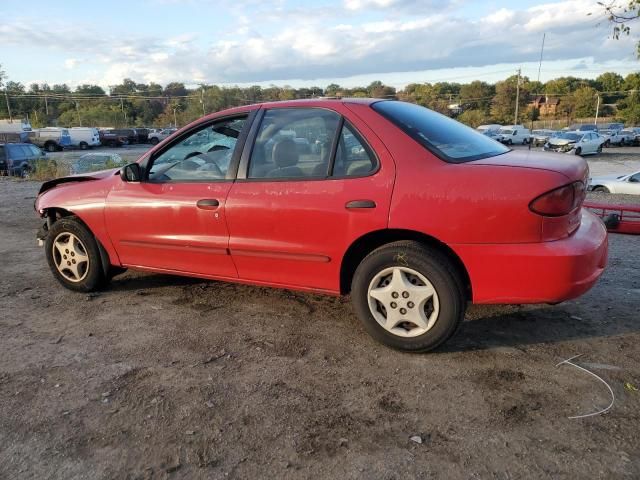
left=372, top=101, right=509, bottom=163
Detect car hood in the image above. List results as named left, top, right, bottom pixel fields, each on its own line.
left=38, top=168, right=120, bottom=196
left=548, top=138, right=576, bottom=146
left=470, top=149, right=587, bottom=182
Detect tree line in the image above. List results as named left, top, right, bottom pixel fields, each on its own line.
left=1, top=66, right=640, bottom=129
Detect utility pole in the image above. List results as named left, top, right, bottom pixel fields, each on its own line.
left=44, top=95, right=49, bottom=116
left=514, top=68, right=521, bottom=125
left=200, top=86, right=206, bottom=116
left=4, top=89, right=12, bottom=122
left=173, top=107, right=178, bottom=128
left=594, top=95, right=600, bottom=126
left=76, top=101, right=82, bottom=127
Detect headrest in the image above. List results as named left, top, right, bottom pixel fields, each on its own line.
left=272, top=138, right=298, bottom=168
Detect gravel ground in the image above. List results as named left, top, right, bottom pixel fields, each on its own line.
left=0, top=153, right=639, bottom=479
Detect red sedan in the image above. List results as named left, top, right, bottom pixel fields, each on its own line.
left=35, top=99, right=608, bottom=351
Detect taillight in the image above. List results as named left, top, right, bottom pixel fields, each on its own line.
left=529, top=181, right=585, bottom=217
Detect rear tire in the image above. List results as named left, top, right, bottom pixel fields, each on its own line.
left=79, top=141, right=88, bottom=150
left=45, top=142, right=57, bottom=152
left=150, top=137, right=159, bottom=145
left=45, top=217, right=107, bottom=292
left=593, top=186, right=610, bottom=193
left=351, top=241, right=466, bottom=352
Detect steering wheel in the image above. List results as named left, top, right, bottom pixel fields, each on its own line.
left=208, top=145, right=230, bottom=153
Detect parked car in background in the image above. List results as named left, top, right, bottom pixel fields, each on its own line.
left=589, top=171, right=640, bottom=194
left=134, top=128, right=150, bottom=144
left=29, top=127, right=72, bottom=152
left=601, top=129, right=633, bottom=147
left=99, top=129, right=128, bottom=147
left=148, top=128, right=177, bottom=145
left=70, top=153, right=124, bottom=175
left=530, top=129, right=559, bottom=147
left=34, top=98, right=607, bottom=352
left=495, top=125, right=531, bottom=145
left=544, top=131, right=604, bottom=155
left=476, top=124, right=502, bottom=138
left=69, top=127, right=101, bottom=150
left=603, top=122, right=624, bottom=131
left=0, top=119, right=33, bottom=142
left=620, top=127, right=640, bottom=146
left=109, top=129, right=138, bottom=144
left=566, top=124, right=598, bottom=132
left=0, top=142, right=47, bottom=176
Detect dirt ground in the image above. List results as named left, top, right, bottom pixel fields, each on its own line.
left=1, top=164, right=639, bottom=479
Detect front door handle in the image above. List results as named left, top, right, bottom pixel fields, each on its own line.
left=196, top=199, right=220, bottom=210
left=346, top=200, right=376, bottom=209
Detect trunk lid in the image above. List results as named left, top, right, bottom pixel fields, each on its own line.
left=471, top=149, right=587, bottom=183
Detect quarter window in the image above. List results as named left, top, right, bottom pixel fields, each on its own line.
left=333, top=123, right=376, bottom=177
left=148, top=116, right=247, bottom=182
left=248, top=108, right=340, bottom=179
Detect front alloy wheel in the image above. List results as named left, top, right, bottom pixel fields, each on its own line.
left=52, top=232, right=90, bottom=282
left=45, top=216, right=106, bottom=292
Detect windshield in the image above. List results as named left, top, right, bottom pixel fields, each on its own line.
left=558, top=132, right=581, bottom=141
left=499, top=129, right=514, bottom=134
left=372, top=101, right=509, bottom=163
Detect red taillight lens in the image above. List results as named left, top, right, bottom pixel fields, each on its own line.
left=529, top=181, right=585, bottom=217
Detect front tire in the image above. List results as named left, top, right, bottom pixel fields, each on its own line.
left=79, top=141, right=88, bottom=150
left=45, top=217, right=106, bottom=292
left=351, top=241, right=466, bottom=352
left=574, top=147, right=582, bottom=156
left=150, top=137, right=159, bottom=145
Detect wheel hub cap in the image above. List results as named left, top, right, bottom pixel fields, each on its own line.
left=367, top=267, right=440, bottom=338
left=52, top=232, right=89, bottom=282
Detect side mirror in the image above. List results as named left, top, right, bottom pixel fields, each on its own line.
left=120, top=163, right=141, bottom=182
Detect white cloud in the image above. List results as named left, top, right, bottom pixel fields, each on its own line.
left=64, top=58, right=79, bottom=69
left=0, top=0, right=637, bottom=89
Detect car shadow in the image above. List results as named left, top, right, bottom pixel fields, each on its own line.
left=440, top=303, right=638, bottom=353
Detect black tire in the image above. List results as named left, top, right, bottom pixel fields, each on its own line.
left=150, top=137, right=159, bottom=145
left=604, top=140, right=610, bottom=148
left=45, top=216, right=106, bottom=292
left=507, top=139, right=513, bottom=145
left=593, top=186, right=610, bottom=193
left=574, top=147, right=582, bottom=156
left=351, top=241, right=466, bottom=352
left=523, top=138, right=529, bottom=145
left=79, top=141, right=88, bottom=150
left=597, top=144, right=603, bottom=154
left=108, top=140, right=116, bottom=148
left=45, top=142, right=57, bottom=152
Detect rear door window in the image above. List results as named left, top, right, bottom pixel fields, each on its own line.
left=248, top=108, right=340, bottom=179
left=372, top=101, right=509, bottom=163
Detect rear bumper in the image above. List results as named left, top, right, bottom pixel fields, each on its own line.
left=452, top=209, right=608, bottom=304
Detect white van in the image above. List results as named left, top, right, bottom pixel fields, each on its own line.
left=495, top=125, right=531, bottom=145
left=0, top=119, right=33, bottom=142
left=69, top=127, right=101, bottom=149
left=29, top=127, right=72, bottom=152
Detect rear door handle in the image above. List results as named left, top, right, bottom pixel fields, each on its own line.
left=196, top=199, right=220, bottom=210
left=346, top=200, right=376, bottom=209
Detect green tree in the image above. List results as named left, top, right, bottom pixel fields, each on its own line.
left=459, top=81, right=494, bottom=112
left=457, top=109, right=487, bottom=127
left=491, top=75, right=530, bottom=124
left=596, top=72, right=624, bottom=92
left=571, top=86, right=599, bottom=118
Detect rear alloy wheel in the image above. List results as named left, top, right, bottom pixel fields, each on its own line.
left=45, top=217, right=106, bottom=292
left=351, top=241, right=466, bottom=352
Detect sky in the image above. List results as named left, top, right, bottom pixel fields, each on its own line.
left=0, top=0, right=638, bottom=92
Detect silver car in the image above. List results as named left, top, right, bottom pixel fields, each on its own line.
left=544, top=131, right=604, bottom=156
left=589, top=171, right=640, bottom=194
